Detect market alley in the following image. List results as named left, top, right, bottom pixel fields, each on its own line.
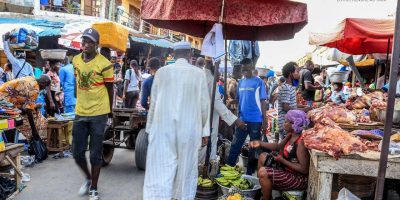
left=15, top=149, right=144, bottom=200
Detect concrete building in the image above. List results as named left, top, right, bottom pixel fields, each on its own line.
left=0, top=0, right=202, bottom=49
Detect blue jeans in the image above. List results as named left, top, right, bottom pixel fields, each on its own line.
left=227, top=122, right=262, bottom=175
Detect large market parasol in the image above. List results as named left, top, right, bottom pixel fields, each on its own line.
left=140, top=0, right=308, bottom=178
left=141, top=0, right=308, bottom=41
left=309, top=18, right=395, bottom=55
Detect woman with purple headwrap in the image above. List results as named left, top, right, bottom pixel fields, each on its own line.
left=249, top=110, right=310, bottom=200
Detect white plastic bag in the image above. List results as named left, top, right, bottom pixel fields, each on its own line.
left=337, top=188, right=361, bottom=200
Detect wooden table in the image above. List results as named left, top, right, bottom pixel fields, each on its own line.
left=307, top=150, right=400, bottom=200
left=0, top=143, right=24, bottom=191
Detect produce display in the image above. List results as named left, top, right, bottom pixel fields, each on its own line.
left=347, top=91, right=385, bottom=110
left=218, top=187, right=253, bottom=200
left=308, top=104, right=357, bottom=125
left=216, top=165, right=253, bottom=190
left=303, top=119, right=367, bottom=159
left=197, top=176, right=215, bottom=188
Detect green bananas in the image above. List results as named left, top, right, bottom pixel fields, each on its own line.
left=197, top=176, right=214, bottom=188
left=216, top=165, right=253, bottom=190
left=231, top=178, right=253, bottom=190
left=216, top=177, right=231, bottom=186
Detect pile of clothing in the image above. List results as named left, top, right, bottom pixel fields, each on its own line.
left=0, top=176, right=16, bottom=200
left=0, top=99, right=21, bottom=119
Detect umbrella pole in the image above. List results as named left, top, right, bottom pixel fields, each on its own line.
left=202, top=0, right=227, bottom=178
left=203, top=60, right=220, bottom=177
left=384, top=38, right=391, bottom=85
left=224, top=40, right=228, bottom=104
left=374, top=0, right=400, bottom=199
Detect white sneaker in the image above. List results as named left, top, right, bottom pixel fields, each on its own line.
left=78, top=180, right=91, bottom=196
left=89, top=190, right=100, bottom=200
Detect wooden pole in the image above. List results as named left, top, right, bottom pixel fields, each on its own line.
left=374, top=0, right=400, bottom=199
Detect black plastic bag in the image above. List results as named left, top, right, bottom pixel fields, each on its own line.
left=28, top=137, right=48, bottom=162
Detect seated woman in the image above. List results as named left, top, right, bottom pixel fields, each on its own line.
left=249, top=110, right=310, bottom=200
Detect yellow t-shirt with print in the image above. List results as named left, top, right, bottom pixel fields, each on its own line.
left=72, top=53, right=113, bottom=116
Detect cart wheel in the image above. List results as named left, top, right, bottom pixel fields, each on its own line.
left=135, top=129, right=148, bottom=170
left=102, top=125, right=115, bottom=167
left=124, top=130, right=138, bottom=149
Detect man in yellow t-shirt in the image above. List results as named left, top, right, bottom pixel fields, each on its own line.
left=71, top=28, right=114, bottom=200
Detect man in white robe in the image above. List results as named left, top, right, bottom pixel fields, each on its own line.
left=143, top=42, right=211, bottom=200
left=199, top=59, right=246, bottom=162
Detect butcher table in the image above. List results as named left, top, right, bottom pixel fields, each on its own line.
left=306, top=149, right=400, bottom=200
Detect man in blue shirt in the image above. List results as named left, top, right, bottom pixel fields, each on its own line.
left=227, top=58, right=267, bottom=175
left=59, top=58, right=76, bottom=113
left=140, top=57, right=160, bottom=110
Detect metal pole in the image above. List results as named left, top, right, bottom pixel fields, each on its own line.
left=384, top=38, right=391, bottom=85
left=203, top=60, right=220, bottom=177
left=203, top=0, right=226, bottom=177
left=375, top=0, right=400, bottom=199
left=224, top=40, right=228, bottom=104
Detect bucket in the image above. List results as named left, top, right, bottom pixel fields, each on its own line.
left=195, top=184, right=219, bottom=200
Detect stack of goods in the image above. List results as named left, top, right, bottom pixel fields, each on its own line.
left=8, top=28, right=39, bottom=50
left=0, top=99, right=22, bottom=131
left=215, top=165, right=253, bottom=190
left=303, top=118, right=367, bottom=159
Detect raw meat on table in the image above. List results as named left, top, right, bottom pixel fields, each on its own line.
left=303, top=121, right=367, bottom=159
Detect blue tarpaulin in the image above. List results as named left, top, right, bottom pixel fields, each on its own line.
left=0, top=18, right=65, bottom=36
left=130, top=36, right=173, bottom=49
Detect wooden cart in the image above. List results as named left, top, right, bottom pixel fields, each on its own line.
left=102, top=108, right=149, bottom=170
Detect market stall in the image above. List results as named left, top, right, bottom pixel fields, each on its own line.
left=141, top=0, right=308, bottom=199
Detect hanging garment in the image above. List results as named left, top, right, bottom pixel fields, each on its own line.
left=201, top=23, right=225, bottom=60
left=143, top=58, right=210, bottom=200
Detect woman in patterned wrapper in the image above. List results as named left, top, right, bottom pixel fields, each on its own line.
left=249, top=110, right=310, bottom=200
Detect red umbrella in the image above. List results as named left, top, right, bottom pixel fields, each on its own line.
left=58, top=32, right=82, bottom=50
left=309, top=18, right=395, bottom=54
left=141, top=0, right=308, bottom=41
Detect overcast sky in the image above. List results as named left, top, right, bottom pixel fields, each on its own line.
left=258, top=0, right=397, bottom=71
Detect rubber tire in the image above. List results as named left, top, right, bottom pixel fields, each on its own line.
left=124, top=130, right=138, bottom=149
left=135, top=129, right=148, bottom=170
left=102, top=125, right=115, bottom=167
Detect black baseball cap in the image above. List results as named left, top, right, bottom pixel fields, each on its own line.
left=82, top=28, right=99, bottom=43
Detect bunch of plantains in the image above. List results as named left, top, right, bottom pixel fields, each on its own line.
left=215, top=165, right=253, bottom=190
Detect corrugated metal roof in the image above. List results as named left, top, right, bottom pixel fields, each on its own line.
left=130, top=36, right=174, bottom=49
left=0, top=18, right=65, bottom=36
